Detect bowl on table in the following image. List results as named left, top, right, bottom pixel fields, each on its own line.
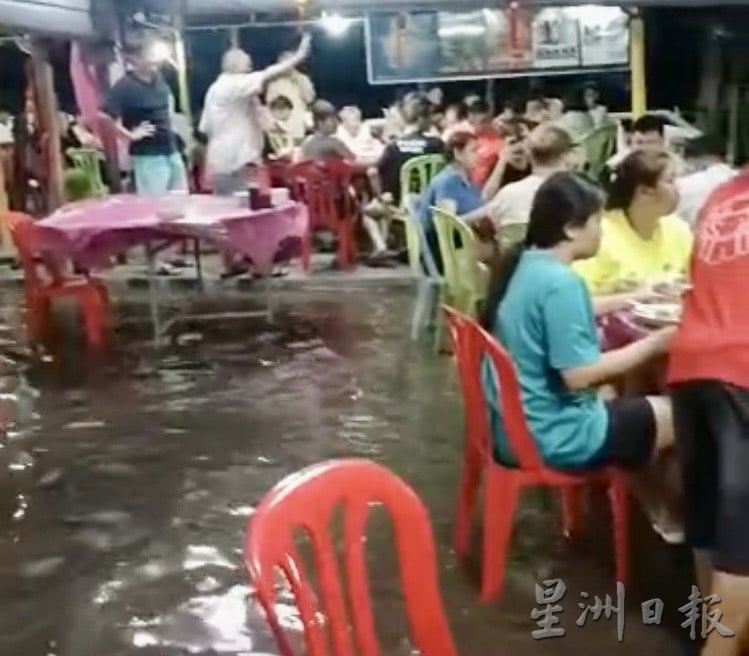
left=629, top=299, right=683, bottom=327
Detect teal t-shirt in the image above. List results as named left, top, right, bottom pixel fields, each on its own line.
left=482, top=249, right=608, bottom=469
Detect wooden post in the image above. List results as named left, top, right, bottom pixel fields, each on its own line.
left=629, top=10, right=647, bottom=119
left=30, top=39, right=63, bottom=211
left=174, top=2, right=192, bottom=124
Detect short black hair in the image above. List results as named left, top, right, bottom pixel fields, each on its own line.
left=269, top=95, right=293, bottom=111
left=467, top=98, right=490, bottom=115
left=632, top=114, right=665, bottom=136
left=684, top=134, right=726, bottom=160
left=311, top=99, right=337, bottom=126
left=402, top=92, right=432, bottom=125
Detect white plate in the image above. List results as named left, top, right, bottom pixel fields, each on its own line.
left=630, top=301, right=682, bottom=327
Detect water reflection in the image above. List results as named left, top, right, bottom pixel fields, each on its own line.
left=0, top=288, right=689, bottom=655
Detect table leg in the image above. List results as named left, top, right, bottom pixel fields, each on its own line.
left=264, top=275, right=275, bottom=323
left=193, top=238, right=203, bottom=292
left=145, top=241, right=161, bottom=345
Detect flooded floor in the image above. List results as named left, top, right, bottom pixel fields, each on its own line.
left=0, top=285, right=699, bottom=655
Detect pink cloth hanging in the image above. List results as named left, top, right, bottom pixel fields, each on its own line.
left=70, top=43, right=102, bottom=133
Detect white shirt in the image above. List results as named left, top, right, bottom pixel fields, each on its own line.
left=676, top=163, right=736, bottom=227
left=335, top=124, right=383, bottom=162
left=200, top=72, right=265, bottom=176
left=488, top=174, right=544, bottom=228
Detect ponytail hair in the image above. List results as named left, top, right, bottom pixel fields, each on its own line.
left=480, top=172, right=603, bottom=331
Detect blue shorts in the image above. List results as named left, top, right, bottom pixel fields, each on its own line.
left=132, top=152, right=188, bottom=195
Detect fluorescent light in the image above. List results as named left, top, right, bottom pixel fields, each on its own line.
left=319, top=12, right=352, bottom=37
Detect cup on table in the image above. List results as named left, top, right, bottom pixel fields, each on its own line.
left=271, top=187, right=290, bottom=206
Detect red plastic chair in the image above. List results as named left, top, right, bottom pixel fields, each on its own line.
left=7, top=212, right=110, bottom=349
left=289, top=160, right=358, bottom=272
left=442, top=306, right=630, bottom=602
left=245, top=459, right=458, bottom=656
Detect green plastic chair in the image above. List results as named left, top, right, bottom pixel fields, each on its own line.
left=499, top=223, right=527, bottom=248
left=67, top=148, right=107, bottom=197
left=431, top=206, right=489, bottom=319
left=580, top=123, right=617, bottom=183
left=396, top=154, right=446, bottom=274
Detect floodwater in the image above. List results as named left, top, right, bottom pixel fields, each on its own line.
left=0, top=285, right=699, bottom=656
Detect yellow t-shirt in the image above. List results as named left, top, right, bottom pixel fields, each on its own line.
left=574, top=209, right=693, bottom=293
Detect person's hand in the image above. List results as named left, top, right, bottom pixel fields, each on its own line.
left=473, top=217, right=496, bottom=241
left=296, top=33, right=312, bottom=60
left=130, top=121, right=156, bottom=142
left=649, top=325, right=678, bottom=355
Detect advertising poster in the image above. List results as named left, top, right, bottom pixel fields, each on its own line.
left=365, top=6, right=629, bottom=84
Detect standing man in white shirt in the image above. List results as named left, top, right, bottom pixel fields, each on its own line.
left=199, top=34, right=312, bottom=195
left=676, top=134, right=736, bottom=227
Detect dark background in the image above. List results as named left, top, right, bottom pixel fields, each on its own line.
left=0, top=8, right=716, bottom=121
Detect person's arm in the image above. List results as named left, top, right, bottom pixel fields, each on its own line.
left=482, top=152, right=508, bottom=201
left=591, top=288, right=653, bottom=316
left=543, top=276, right=675, bottom=392
left=259, top=34, right=312, bottom=85
left=99, top=84, right=153, bottom=144
left=563, top=328, right=675, bottom=391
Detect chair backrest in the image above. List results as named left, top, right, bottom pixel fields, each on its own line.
left=581, top=123, right=617, bottom=182
left=443, top=306, right=492, bottom=460
left=498, top=223, right=527, bottom=248
left=444, top=305, right=544, bottom=471
left=431, top=207, right=482, bottom=299
left=67, top=148, right=107, bottom=196
left=5, top=212, right=64, bottom=291
left=399, top=155, right=445, bottom=209
left=289, top=160, right=356, bottom=231
left=245, top=459, right=457, bottom=656
left=471, top=320, right=545, bottom=470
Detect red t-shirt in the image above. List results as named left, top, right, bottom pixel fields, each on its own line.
left=668, top=171, right=749, bottom=388
left=471, top=129, right=504, bottom=188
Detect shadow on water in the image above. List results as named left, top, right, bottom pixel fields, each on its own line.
left=0, top=286, right=697, bottom=655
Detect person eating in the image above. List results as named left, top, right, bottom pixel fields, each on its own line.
left=480, top=171, right=681, bottom=539
left=574, top=149, right=693, bottom=304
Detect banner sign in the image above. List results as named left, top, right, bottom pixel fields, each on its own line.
left=365, top=6, right=629, bottom=84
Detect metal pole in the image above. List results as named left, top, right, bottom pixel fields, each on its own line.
left=174, top=2, right=193, bottom=125
left=629, top=10, right=647, bottom=119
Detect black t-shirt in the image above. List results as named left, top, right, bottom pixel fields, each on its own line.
left=378, top=132, right=444, bottom=205
left=102, top=72, right=175, bottom=156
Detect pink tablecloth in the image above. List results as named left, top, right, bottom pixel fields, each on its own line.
left=35, top=195, right=309, bottom=275
left=600, top=311, right=649, bottom=350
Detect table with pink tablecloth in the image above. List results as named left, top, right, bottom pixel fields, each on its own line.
left=35, top=194, right=309, bottom=274
left=34, top=195, right=309, bottom=343
left=600, top=310, right=650, bottom=351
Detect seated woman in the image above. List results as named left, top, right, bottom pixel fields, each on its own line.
left=481, top=171, right=681, bottom=540
left=417, top=130, right=498, bottom=272
left=574, top=149, right=693, bottom=313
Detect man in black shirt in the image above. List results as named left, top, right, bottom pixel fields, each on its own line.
left=101, top=41, right=188, bottom=195
left=362, top=94, right=444, bottom=261
left=376, top=94, right=444, bottom=206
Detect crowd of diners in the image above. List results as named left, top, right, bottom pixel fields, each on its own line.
left=94, top=33, right=749, bottom=647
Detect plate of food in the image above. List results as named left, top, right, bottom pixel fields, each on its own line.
left=652, top=276, right=692, bottom=299
left=629, top=300, right=683, bottom=327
